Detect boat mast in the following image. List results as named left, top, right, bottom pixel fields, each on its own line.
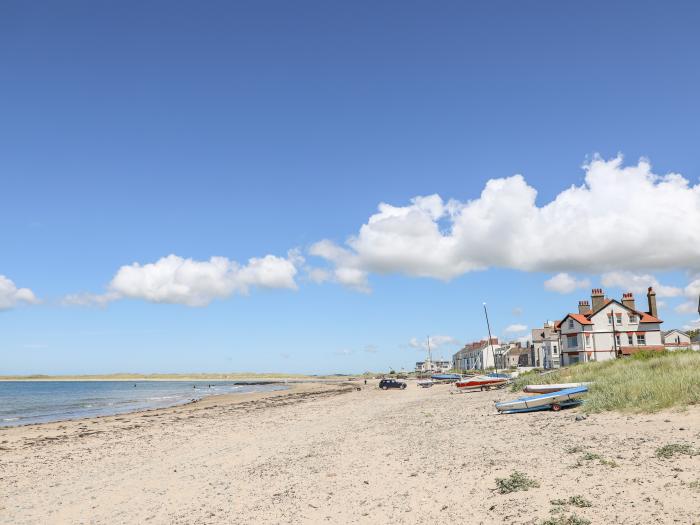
left=427, top=336, right=432, bottom=372
left=483, top=303, right=498, bottom=374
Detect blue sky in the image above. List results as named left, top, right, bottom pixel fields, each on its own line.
left=2, top=1, right=700, bottom=374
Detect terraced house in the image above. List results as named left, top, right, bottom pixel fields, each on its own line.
left=556, top=287, right=663, bottom=365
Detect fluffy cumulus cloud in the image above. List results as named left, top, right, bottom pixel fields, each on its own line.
left=67, top=252, right=300, bottom=307
left=674, top=276, right=700, bottom=314
left=504, top=323, right=528, bottom=333
left=309, top=156, right=700, bottom=290
left=601, top=271, right=682, bottom=298
left=544, top=273, right=591, bottom=294
left=0, top=275, right=40, bottom=310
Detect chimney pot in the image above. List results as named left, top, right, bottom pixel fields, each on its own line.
left=647, top=287, right=658, bottom=318
left=591, top=288, right=605, bottom=312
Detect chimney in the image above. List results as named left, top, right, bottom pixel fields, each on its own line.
left=621, top=292, right=636, bottom=311
left=591, top=288, right=605, bottom=312
left=578, top=300, right=590, bottom=314
left=647, top=287, right=657, bottom=318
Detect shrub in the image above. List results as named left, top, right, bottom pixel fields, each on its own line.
left=540, top=515, right=591, bottom=525
left=655, top=443, right=699, bottom=459
left=495, top=471, right=539, bottom=494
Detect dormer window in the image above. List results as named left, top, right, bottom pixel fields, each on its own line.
left=568, top=319, right=574, bottom=329
left=628, top=314, right=637, bottom=323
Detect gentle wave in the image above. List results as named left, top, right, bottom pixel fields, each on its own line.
left=0, top=381, right=288, bottom=427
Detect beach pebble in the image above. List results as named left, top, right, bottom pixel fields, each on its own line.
left=575, top=414, right=587, bottom=421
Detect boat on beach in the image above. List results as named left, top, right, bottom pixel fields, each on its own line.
left=417, top=380, right=434, bottom=388
left=522, top=383, right=589, bottom=394
left=431, top=373, right=461, bottom=382
left=455, top=375, right=509, bottom=390
left=495, top=385, right=588, bottom=414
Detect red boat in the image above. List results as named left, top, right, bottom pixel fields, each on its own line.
left=455, top=375, right=509, bottom=390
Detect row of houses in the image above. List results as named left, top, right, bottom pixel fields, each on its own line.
left=453, top=287, right=698, bottom=371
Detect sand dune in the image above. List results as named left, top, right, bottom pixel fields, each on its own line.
left=1, top=380, right=698, bottom=524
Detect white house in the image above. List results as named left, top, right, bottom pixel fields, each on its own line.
left=531, top=322, right=560, bottom=369
left=556, top=288, right=664, bottom=366
left=662, top=329, right=692, bottom=350
left=452, top=338, right=499, bottom=371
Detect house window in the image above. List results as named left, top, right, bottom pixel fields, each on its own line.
left=616, top=313, right=623, bottom=324
left=615, top=334, right=621, bottom=347
left=628, top=314, right=637, bottom=323
left=607, top=313, right=613, bottom=324
left=637, top=334, right=646, bottom=346
left=567, top=335, right=577, bottom=348
left=585, top=334, right=591, bottom=347
left=568, top=319, right=574, bottom=329
left=553, top=345, right=558, bottom=355
left=627, top=334, right=633, bottom=345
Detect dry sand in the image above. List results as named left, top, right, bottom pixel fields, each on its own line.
left=1, top=380, right=699, bottom=524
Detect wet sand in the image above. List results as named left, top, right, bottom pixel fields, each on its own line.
left=1, top=380, right=699, bottom=524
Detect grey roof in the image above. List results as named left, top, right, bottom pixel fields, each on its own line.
left=532, top=325, right=557, bottom=342
left=662, top=329, right=689, bottom=337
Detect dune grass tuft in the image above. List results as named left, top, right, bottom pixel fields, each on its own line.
left=495, top=471, right=539, bottom=494
left=511, top=351, right=700, bottom=413
left=655, top=443, right=699, bottom=459
left=540, top=515, right=591, bottom=525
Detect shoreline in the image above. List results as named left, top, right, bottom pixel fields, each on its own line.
left=0, top=381, right=353, bottom=431
left=3, top=381, right=698, bottom=524
left=0, top=373, right=365, bottom=382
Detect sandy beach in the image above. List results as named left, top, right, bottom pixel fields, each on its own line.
left=1, top=380, right=699, bottom=524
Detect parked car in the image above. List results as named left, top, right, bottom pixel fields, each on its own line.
left=379, top=379, right=407, bottom=390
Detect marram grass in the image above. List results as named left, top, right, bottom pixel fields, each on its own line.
left=511, top=351, right=700, bottom=413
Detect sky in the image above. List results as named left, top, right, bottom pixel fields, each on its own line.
left=1, top=1, right=700, bottom=375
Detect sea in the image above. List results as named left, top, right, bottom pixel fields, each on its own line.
left=0, top=380, right=289, bottom=427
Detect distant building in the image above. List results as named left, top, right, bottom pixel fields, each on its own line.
left=415, top=360, right=452, bottom=373
left=662, top=329, right=692, bottom=350
left=495, top=342, right=530, bottom=369
left=452, top=338, right=499, bottom=371
left=556, top=288, right=664, bottom=365
left=531, top=322, right=560, bottom=369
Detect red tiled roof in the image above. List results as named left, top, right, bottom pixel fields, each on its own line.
left=560, top=313, right=594, bottom=326
left=639, top=312, right=663, bottom=323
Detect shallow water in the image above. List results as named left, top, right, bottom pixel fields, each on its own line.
left=0, top=381, right=288, bottom=427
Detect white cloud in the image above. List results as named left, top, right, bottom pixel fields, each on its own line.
left=62, top=291, right=120, bottom=307
left=0, top=275, right=40, bottom=310
left=685, top=277, right=700, bottom=299
left=308, top=240, right=369, bottom=292
left=601, top=271, right=682, bottom=298
left=672, top=276, right=700, bottom=316
left=334, top=348, right=353, bottom=356
left=66, top=252, right=300, bottom=307
left=544, top=273, right=591, bottom=294
left=512, top=307, right=523, bottom=316
left=408, top=335, right=461, bottom=351
left=364, top=344, right=379, bottom=353
left=676, top=301, right=699, bottom=314
left=309, top=156, right=700, bottom=290
left=504, top=323, right=528, bottom=333
left=682, top=318, right=700, bottom=331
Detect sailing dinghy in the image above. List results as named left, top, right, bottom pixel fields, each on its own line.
left=455, top=375, right=509, bottom=390
left=522, top=383, right=589, bottom=394
left=495, top=385, right=588, bottom=414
